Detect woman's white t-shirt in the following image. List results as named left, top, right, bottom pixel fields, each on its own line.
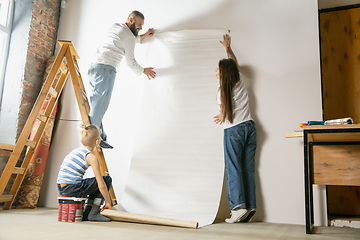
left=217, top=74, right=253, bottom=129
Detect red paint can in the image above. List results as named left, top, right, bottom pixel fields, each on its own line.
left=58, top=196, right=87, bottom=222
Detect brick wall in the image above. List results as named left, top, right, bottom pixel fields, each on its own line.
left=16, top=0, right=61, bottom=140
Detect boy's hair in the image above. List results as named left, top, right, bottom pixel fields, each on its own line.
left=79, top=124, right=100, bottom=146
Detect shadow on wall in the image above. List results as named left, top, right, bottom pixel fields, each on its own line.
left=241, top=65, right=267, bottom=222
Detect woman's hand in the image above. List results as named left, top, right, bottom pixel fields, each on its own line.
left=214, top=113, right=224, bottom=125
left=220, top=34, right=231, bottom=49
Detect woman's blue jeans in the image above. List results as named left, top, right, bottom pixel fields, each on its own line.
left=224, top=120, right=257, bottom=210
left=88, top=63, right=117, bottom=141
left=57, top=175, right=112, bottom=201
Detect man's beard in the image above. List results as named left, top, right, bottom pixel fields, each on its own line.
left=129, top=22, right=138, bottom=37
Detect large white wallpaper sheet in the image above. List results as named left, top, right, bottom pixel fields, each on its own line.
left=118, top=30, right=228, bottom=227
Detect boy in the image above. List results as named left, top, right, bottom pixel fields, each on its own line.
left=57, top=124, right=112, bottom=221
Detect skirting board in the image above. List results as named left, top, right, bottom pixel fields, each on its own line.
left=101, top=209, right=198, bottom=229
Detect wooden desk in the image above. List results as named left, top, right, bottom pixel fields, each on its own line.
left=302, top=125, right=360, bottom=234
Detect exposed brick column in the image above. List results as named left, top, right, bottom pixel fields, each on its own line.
left=16, top=0, right=61, bottom=140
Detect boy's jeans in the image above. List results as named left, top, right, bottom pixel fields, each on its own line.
left=88, top=63, right=117, bottom=141
left=224, top=120, right=257, bottom=210
left=57, top=175, right=112, bottom=201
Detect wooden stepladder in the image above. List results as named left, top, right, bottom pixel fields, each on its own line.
left=0, top=41, right=117, bottom=209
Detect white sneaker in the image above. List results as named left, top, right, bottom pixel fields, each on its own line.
left=225, top=209, right=248, bottom=223
left=241, top=209, right=256, bottom=222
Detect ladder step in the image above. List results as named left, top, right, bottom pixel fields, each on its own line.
left=48, top=87, right=57, bottom=98
left=25, top=140, right=36, bottom=148
left=0, top=194, right=13, bottom=202
left=74, top=62, right=80, bottom=73
left=81, top=89, right=88, bottom=101
left=37, top=113, right=47, bottom=123
left=0, top=142, right=15, bottom=151
left=12, top=167, right=25, bottom=175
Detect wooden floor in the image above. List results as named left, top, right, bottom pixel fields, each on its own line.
left=1, top=208, right=360, bottom=240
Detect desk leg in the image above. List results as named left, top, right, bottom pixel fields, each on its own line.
left=304, top=133, right=313, bottom=234
left=309, top=143, right=314, bottom=230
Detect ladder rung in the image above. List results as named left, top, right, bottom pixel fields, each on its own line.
left=0, top=142, right=15, bottom=151
left=37, top=113, right=47, bottom=123
left=48, top=87, right=57, bottom=98
left=74, top=62, right=80, bottom=73
left=81, top=89, right=88, bottom=101
left=0, top=194, right=13, bottom=202
left=12, top=167, right=25, bottom=175
left=25, top=140, right=36, bottom=148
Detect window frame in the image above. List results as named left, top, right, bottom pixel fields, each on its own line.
left=0, top=0, right=15, bottom=105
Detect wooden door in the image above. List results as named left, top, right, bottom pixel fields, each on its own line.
left=319, top=6, right=360, bottom=216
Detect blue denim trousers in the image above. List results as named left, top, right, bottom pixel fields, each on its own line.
left=224, top=120, right=257, bottom=210
left=57, top=175, right=112, bottom=200
left=88, top=63, right=117, bottom=141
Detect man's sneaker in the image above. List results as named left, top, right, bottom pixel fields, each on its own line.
left=225, top=208, right=248, bottom=223
left=241, top=209, right=256, bottom=222
left=99, top=140, right=113, bottom=149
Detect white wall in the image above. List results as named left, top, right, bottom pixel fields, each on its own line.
left=39, top=0, right=325, bottom=226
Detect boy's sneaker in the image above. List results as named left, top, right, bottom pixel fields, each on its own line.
left=225, top=209, right=248, bottom=223
left=241, top=209, right=256, bottom=222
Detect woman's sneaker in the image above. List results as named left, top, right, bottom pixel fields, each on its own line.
left=225, top=209, right=248, bottom=223
left=241, top=209, right=256, bottom=222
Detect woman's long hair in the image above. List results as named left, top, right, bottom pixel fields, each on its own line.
left=219, top=58, right=240, bottom=123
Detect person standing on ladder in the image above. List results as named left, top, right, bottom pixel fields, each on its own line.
left=88, top=10, right=156, bottom=149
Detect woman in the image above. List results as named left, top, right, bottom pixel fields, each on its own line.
left=214, top=34, right=257, bottom=223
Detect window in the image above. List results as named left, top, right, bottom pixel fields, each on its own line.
left=0, top=0, right=14, bottom=104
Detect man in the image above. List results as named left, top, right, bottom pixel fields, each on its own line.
left=88, top=10, right=156, bottom=149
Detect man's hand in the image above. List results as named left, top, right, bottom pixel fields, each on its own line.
left=220, top=34, right=231, bottom=49
left=141, top=28, right=154, bottom=40
left=143, top=67, right=156, bottom=80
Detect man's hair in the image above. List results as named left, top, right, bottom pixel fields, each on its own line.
left=127, top=10, right=145, bottom=21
